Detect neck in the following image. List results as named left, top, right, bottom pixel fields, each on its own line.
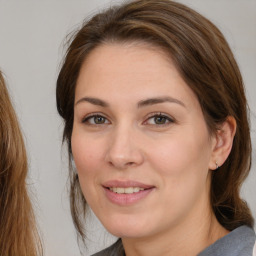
left=122, top=208, right=228, bottom=256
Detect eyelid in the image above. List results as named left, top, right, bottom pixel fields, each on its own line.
left=80, top=112, right=175, bottom=126
left=143, top=112, right=175, bottom=125
left=81, top=112, right=111, bottom=124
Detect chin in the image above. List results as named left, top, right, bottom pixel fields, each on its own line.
left=100, top=215, right=154, bottom=238
left=107, top=226, right=147, bottom=238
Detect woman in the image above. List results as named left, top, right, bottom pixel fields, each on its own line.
left=0, top=71, right=42, bottom=256
left=56, top=0, right=255, bottom=255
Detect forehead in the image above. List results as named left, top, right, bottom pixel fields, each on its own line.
left=75, top=42, right=198, bottom=109
left=79, top=41, right=173, bottom=77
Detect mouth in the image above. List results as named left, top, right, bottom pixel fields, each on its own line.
left=102, top=180, right=155, bottom=205
left=108, top=187, right=145, bottom=194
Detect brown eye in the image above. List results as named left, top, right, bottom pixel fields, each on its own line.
left=146, top=114, right=174, bottom=125
left=82, top=114, right=110, bottom=125
left=94, top=116, right=106, bottom=124
left=154, top=116, right=168, bottom=124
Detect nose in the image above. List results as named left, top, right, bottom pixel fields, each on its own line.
left=105, top=125, right=144, bottom=170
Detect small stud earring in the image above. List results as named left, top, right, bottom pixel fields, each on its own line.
left=216, top=161, right=219, bottom=170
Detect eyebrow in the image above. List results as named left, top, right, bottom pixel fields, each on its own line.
left=75, top=97, right=109, bottom=107
left=138, top=97, right=186, bottom=108
left=75, top=96, right=185, bottom=108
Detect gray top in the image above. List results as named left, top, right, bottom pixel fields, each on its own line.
left=92, top=225, right=256, bottom=256
left=198, top=225, right=255, bottom=256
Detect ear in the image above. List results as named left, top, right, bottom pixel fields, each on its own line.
left=208, top=116, right=237, bottom=170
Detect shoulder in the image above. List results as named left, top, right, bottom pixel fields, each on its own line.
left=91, top=239, right=124, bottom=256
left=92, top=226, right=256, bottom=256
left=198, top=225, right=256, bottom=256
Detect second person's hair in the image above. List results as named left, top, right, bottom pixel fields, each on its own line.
left=0, top=71, right=42, bottom=256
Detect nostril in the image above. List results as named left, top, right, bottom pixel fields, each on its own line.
left=105, top=147, right=144, bottom=169
left=107, top=159, right=135, bottom=169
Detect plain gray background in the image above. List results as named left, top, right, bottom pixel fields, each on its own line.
left=0, top=0, right=255, bottom=255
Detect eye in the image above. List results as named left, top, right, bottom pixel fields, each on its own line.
left=82, top=114, right=110, bottom=125
left=145, top=113, right=174, bottom=126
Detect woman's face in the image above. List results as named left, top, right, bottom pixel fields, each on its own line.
left=72, top=43, right=216, bottom=239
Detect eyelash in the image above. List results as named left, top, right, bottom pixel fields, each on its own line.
left=81, top=112, right=174, bottom=126
left=144, top=112, right=174, bottom=126
left=82, top=113, right=110, bottom=125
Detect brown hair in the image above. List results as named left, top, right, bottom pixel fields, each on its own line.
left=56, top=0, right=254, bottom=241
left=0, top=71, right=42, bottom=256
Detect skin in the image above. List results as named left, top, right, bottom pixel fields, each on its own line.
left=72, top=43, right=235, bottom=256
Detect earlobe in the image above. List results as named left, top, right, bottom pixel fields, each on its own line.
left=209, top=116, right=237, bottom=170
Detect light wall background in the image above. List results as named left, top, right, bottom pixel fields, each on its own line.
left=0, top=1, right=255, bottom=255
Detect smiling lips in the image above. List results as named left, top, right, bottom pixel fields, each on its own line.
left=103, top=180, right=155, bottom=205
left=109, top=187, right=145, bottom=194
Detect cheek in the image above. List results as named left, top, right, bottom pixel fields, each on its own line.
left=149, top=129, right=212, bottom=207
left=151, top=133, right=211, bottom=176
left=148, top=133, right=212, bottom=217
left=71, top=133, right=105, bottom=203
left=71, top=132, right=102, bottom=171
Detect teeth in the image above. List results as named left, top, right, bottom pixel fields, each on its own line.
left=109, top=187, right=145, bottom=194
